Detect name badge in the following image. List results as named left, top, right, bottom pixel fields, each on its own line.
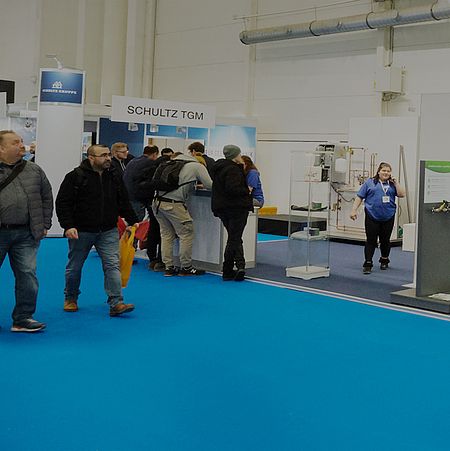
left=382, top=196, right=390, bottom=203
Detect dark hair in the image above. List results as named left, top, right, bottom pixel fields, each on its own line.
left=143, top=145, right=159, bottom=156
left=161, top=147, right=174, bottom=156
left=188, top=141, right=205, bottom=154
left=373, top=162, right=392, bottom=184
left=87, top=144, right=108, bottom=157
left=241, top=155, right=258, bottom=175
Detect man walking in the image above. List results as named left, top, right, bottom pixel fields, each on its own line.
left=56, top=144, right=139, bottom=316
left=211, top=145, right=253, bottom=281
left=0, top=130, right=53, bottom=332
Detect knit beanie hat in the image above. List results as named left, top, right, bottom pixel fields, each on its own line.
left=223, top=144, right=241, bottom=160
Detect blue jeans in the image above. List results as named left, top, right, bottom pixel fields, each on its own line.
left=0, top=228, right=39, bottom=322
left=64, top=228, right=123, bottom=307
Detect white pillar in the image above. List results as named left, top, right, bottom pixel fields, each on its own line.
left=36, top=68, right=85, bottom=236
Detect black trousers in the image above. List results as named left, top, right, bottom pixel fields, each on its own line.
left=217, top=211, right=249, bottom=273
left=364, top=210, right=395, bottom=263
left=146, top=206, right=161, bottom=262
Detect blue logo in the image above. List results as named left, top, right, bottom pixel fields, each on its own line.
left=40, top=71, right=83, bottom=104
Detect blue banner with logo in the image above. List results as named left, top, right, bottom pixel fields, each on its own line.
left=40, top=70, right=84, bottom=105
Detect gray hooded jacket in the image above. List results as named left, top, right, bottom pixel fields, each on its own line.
left=155, top=154, right=212, bottom=203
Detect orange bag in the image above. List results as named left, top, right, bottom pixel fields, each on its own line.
left=119, top=226, right=136, bottom=288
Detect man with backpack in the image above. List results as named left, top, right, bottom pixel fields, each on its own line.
left=152, top=151, right=212, bottom=276
left=123, top=145, right=168, bottom=271
left=56, top=144, right=139, bottom=317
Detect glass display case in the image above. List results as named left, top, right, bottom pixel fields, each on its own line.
left=286, top=150, right=331, bottom=279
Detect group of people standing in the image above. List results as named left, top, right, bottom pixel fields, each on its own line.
left=0, top=130, right=264, bottom=332
left=0, top=127, right=405, bottom=334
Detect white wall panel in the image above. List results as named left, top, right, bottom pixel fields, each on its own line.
left=254, top=54, right=375, bottom=100
left=156, top=0, right=251, bottom=33
left=153, top=63, right=247, bottom=103
left=254, top=96, right=377, bottom=135
left=155, top=23, right=247, bottom=69
left=83, top=0, right=105, bottom=104
left=0, top=0, right=40, bottom=102
left=39, top=0, right=79, bottom=69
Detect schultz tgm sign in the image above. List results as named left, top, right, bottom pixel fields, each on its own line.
left=39, top=69, right=84, bottom=105
left=111, top=95, right=216, bottom=128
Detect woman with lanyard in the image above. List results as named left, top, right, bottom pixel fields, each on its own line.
left=350, top=162, right=406, bottom=274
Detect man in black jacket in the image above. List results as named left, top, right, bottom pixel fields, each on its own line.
left=123, top=145, right=168, bottom=271
left=211, top=145, right=253, bottom=281
left=56, top=145, right=139, bottom=317
left=110, top=142, right=134, bottom=176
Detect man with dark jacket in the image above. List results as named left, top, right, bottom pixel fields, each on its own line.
left=211, top=145, right=253, bottom=281
left=56, top=144, right=139, bottom=317
left=123, top=145, right=168, bottom=270
left=0, top=130, right=53, bottom=332
left=110, top=142, right=134, bottom=176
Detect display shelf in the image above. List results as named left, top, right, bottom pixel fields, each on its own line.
left=286, top=151, right=331, bottom=280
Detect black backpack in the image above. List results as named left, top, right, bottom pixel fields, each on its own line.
left=152, top=159, right=196, bottom=195
left=134, top=163, right=159, bottom=202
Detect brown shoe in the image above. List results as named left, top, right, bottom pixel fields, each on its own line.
left=64, top=300, right=78, bottom=312
left=109, top=302, right=135, bottom=317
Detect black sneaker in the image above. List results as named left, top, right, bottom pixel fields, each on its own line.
left=234, top=269, right=246, bottom=281
left=152, top=262, right=166, bottom=272
left=363, top=261, right=373, bottom=274
left=179, top=266, right=205, bottom=276
left=222, top=270, right=237, bottom=281
left=11, top=318, right=46, bottom=333
left=380, top=258, right=390, bottom=270
left=164, top=266, right=178, bottom=277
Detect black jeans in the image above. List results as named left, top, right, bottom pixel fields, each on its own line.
left=218, top=211, right=249, bottom=273
left=364, top=210, right=395, bottom=263
left=131, top=199, right=161, bottom=262
left=146, top=207, right=161, bottom=262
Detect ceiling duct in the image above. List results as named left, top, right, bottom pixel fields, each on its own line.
left=239, top=3, right=450, bottom=45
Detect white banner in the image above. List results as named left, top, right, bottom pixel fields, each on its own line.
left=111, top=95, right=216, bottom=128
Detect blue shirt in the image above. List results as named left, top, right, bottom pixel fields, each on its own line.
left=357, top=178, right=397, bottom=221
left=246, top=169, right=264, bottom=205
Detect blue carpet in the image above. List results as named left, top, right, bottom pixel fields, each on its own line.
left=1, top=238, right=449, bottom=451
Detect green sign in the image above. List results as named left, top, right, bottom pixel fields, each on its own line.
left=425, top=161, right=450, bottom=173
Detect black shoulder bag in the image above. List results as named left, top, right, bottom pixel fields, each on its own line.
left=0, top=160, right=27, bottom=193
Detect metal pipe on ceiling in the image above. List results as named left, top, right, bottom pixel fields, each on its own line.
left=239, top=3, right=450, bottom=45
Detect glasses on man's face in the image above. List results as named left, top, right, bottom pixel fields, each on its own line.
left=93, top=153, right=111, bottom=158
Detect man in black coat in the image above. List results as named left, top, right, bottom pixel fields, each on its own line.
left=110, top=142, right=134, bottom=176
left=56, top=145, right=139, bottom=317
left=211, top=144, right=253, bottom=281
left=123, top=145, right=168, bottom=271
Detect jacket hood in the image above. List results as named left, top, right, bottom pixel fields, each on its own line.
left=79, top=158, right=116, bottom=176
left=210, top=158, right=236, bottom=177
